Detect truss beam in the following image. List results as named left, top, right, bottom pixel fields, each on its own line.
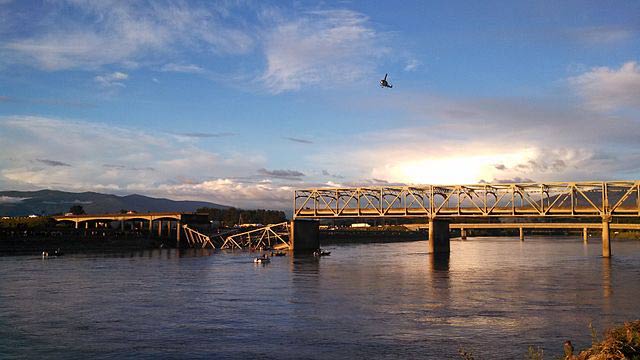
left=294, top=181, right=640, bottom=219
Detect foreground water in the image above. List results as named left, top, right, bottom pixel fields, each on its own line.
left=1, top=237, right=639, bottom=359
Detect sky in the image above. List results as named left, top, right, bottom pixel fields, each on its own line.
left=0, top=0, right=639, bottom=209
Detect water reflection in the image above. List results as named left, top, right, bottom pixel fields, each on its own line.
left=429, top=253, right=450, bottom=272
left=602, top=257, right=612, bottom=299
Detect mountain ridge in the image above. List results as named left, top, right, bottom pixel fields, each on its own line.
left=0, top=189, right=228, bottom=216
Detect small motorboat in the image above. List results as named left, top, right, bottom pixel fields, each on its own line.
left=254, top=255, right=270, bottom=264
left=270, top=251, right=287, bottom=257
left=42, top=248, right=64, bottom=258
left=313, top=249, right=331, bottom=257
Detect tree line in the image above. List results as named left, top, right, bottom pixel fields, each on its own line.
left=196, top=207, right=287, bottom=226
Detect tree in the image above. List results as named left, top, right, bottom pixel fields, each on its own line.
left=69, top=205, right=86, bottom=215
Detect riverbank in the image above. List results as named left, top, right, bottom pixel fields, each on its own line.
left=0, top=229, right=170, bottom=255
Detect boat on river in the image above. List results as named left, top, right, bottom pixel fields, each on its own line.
left=254, top=255, right=270, bottom=264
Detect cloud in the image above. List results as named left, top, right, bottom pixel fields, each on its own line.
left=0, top=95, right=9, bottom=102
left=404, top=58, right=421, bottom=72
left=283, top=136, right=313, bottom=144
left=0, top=196, right=26, bottom=204
left=304, top=60, right=640, bottom=185
left=0, top=115, right=311, bottom=209
left=155, top=178, right=293, bottom=209
left=94, top=71, right=128, bottom=87
left=322, top=169, right=344, bottom=179
left=569, top=61, right=640, bottom=111
left=569, top=26, right=635, bottom=45
left=3, top=1, right=254, bottom=71
left=36, top=158, right=71, bottom=167
left=160, top=63, right=205, bottom=74
left=103, top=164, right=155, bottom=171
left=0, top=115, right=273, bottom=206
left=257, top=168, right=305, bottom=179
left=177, top=132, right=236, bottom=138
left=261, top=9, right=382, bottom=93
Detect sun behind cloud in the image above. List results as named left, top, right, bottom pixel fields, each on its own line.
left=372, top=149, right=537, bottom=185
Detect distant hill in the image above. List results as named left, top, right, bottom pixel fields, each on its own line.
left=0, top=190, right=228, bottom=216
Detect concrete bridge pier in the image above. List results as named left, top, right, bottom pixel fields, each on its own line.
left=602, top=217, right=611, bottom=258
left=460, top=228, right=467, bottom=240
left=428, top=218, right=450, bottom=254
left=519, top=227, right=524, bottom=242
left=290, top=219, right=320, bottom=254
left=176, top=222, right=181, bottom=246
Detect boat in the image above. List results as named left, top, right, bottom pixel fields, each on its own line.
left=254, top=255, right=270, bottom=264
left=313, top=249, right=331, bottom=257
left=42, top=248, right=64, bottom=258
left=270, top=251, right=287, bottom=257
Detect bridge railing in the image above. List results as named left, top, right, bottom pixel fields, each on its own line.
left=294, top=181, right=640, bottom=218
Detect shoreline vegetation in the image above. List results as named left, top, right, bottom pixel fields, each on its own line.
left=460, top=320, right=640, bottom=359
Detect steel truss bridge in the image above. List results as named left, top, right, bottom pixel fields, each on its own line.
left=293, top=181, right=640, bottom=219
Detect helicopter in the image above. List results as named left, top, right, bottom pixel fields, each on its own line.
left=380, top=73, right=393, bottom=88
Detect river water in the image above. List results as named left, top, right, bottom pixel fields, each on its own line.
left=1, top=236, right=639, bottom=359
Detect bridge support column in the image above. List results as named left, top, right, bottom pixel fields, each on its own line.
left=602, top=217, right=611, bottom=258
left=460, top=228, right=467, bottom=240
left=519, top=227, right=524, bottom=242
left=290, top=219, right=319, bottom=254
left=167, top=221, right=171, bottom=238
left=428, top=219, right=450, bottom=254
left=583, top=227, right=588, bottom=243
left=158, top=221, right=162, bottom=237
left=176, top=222, right=181, bottom=246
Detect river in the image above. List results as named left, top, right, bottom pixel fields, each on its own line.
left=1, top=236, right=639, bottom=359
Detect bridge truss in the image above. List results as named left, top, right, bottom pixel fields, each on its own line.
left=220, top=222, right=291, bottom=250
left=182, top=225, right=215, bottom=248
left=294, top=181, right=640, bottom=219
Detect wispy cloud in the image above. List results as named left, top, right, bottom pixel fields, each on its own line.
left=404, top=58, right=421, bottom=72
left=261, top=9, right=382, bottom=93
left=0, top=95, right=9, bottom=102
left=0, top=196, right=27, bottom=204
left=569, top=26, right=635, bottom=45
left=283, top=136, right=313, bottom=144
left=3, top=1, right=253, bottom=71
left=177, top=132, right=236, bottom=138
left=257, top=168, right=305, bottom=179
left=161, top=63, right=205, bottom=74
left=94, top=71, right=128, bottom=87
left=36, top=159, right=71, bottom=167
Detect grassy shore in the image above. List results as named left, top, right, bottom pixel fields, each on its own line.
left=460, top=320, right=640, bottom=359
